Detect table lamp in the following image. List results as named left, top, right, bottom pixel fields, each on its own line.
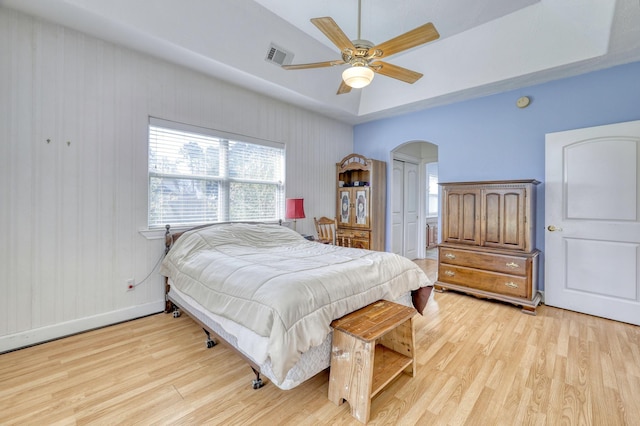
left=285, top=198, right=305, bottom=232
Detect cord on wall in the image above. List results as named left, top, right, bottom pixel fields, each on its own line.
left=131, top=250, right=165, bottom=288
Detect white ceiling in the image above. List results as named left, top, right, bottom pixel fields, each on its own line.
left=3, top=0, right=640, bottom=124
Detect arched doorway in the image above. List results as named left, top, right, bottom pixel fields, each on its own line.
left=390, top=141, right=438, bottom=259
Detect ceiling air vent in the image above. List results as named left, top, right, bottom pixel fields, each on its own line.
left=265, top=43, right=293, bottom=66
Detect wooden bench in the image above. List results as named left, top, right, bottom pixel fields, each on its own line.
left=328, top=300, right=417, bottom=423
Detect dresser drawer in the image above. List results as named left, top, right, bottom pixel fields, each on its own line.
left=338, top=238, right=369, bottom=250
left=336, top=229, right=370, bottom=249
left=438, top=264, right=529, bottom=298
left=337, top=229, right=370, bottom=239
left=439, top=247, right=530, bottom=276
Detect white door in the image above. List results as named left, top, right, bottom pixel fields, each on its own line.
left=403, top=162, right=419, bottom=259
left=545, top=120, right=640, bottom=325
left=391, top=160, right=404, bottom=255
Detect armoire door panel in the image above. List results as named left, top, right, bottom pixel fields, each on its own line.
left=503, top=192, right=522, bottom=246
left=482, top=188, right=526, bottom=251
left=445, top=193, right=461, bottom=240
left=442, top=189, right=480, bottom=245
left=461, top=193, right=479, bottom=243
left=483, top=192, right=501, bottom=244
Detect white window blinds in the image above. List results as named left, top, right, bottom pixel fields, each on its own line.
left=148, top=118, right=285, bottom=228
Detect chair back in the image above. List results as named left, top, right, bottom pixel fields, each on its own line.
left=314, top=216, right=337, bottom=244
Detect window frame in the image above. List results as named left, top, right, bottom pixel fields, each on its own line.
left=426, top=162, right=439, bottom=218
left=148, top=117, right=285, bottom=229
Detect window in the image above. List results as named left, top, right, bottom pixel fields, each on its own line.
left=426, top=162, right=439, bottom=218
left=148, top=118, right=285, bottom=228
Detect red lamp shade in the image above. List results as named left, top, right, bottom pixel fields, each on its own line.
left=285, top=198, right=305, bottom=220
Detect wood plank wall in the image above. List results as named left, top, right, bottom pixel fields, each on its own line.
left=0, top=7, right=353, bottom=351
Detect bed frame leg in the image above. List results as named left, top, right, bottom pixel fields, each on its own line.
left=251, top=367, right=264, bottom=389
left=203, top=329, right=217, bottom=348
left=171, top=305, right=181, bottom=318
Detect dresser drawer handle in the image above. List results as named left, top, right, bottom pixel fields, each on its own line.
left=504, top=282, right=519, bottom=288
left=505, top=262, right=520, bottom=269
left=444, top=253, right=456, bottom=259
left=444, top=270, right=455, bottom=277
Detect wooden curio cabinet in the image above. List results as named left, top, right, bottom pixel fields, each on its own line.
left=436, top=180, right=541, bottom=314
left=336, top=154, right=386, bottom=251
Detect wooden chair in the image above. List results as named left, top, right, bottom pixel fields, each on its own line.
left=314, top=217, right=337, bottom=244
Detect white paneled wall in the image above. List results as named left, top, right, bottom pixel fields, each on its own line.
left=0, top=7, right=353, bottom=351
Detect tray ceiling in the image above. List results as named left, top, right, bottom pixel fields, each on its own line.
left=2, top=0, right=640, bottom=124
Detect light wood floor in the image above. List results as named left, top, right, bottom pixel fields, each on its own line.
left=2, top=260, right=639, bottom=425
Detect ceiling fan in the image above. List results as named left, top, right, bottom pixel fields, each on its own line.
left=282, top=0, right=440, bottom=95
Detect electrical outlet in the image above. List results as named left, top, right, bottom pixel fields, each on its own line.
left=126, top=279, right=135, bottom=291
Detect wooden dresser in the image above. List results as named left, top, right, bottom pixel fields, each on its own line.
left=434, top=180, right=541, bottom=314
left=336, top=154, right=386, bottom=251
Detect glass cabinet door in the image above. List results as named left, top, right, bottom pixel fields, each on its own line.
left=352, top=187, right=370, bottom=228
left=338, top=189, right=352, bottom=225
left=338, top=187, right=370, bottom=228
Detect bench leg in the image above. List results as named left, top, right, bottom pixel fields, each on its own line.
left=328, top=331, right=375, bottom=424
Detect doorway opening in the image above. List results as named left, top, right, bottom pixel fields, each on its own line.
left=390, top=141, right=438, bottom=259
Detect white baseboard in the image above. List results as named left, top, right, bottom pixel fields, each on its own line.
left=0, top=301, right=165, bottom=353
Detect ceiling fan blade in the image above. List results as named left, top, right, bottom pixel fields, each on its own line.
left=372, top=61, right=423, bottom=84
left=282, top=59, right=345, bottom=70
left=371, top=22, right=439, bottom=59
left=337, top=80, right=352, bottom=95
left=311, top=17, right=356, bottom=53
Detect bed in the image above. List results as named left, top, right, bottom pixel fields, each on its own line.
left=160, top=222, right=433, bottom=390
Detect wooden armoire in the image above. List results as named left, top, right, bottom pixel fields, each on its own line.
left=434, top=180, right=541, bottom=314
left=335, top=154, right=386, bottom=251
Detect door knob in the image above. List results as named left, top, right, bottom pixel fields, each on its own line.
left=547, top=225, right=563, bottom=232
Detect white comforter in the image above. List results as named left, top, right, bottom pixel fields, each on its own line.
left=160, top=223, right=431, bottom=383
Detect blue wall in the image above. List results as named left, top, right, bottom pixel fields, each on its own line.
left=354, top=60, right=640, bottom=289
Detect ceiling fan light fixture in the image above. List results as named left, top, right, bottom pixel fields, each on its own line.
left=342, top=66, right=374, bottom=88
